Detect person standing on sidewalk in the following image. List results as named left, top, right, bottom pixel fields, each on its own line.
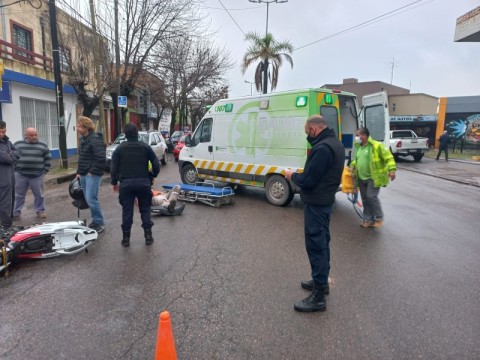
left=110, top=123, right=160, bottom=247
left=285, top=115, right=345, bottom=313
left=76, top=116, right=106, bottom=233
left=0, top=121, right=20, bottom=229
left=350, top=127, right=396, bottom=229
left=436, top=130, right=449, bottom=161
left=13, top=128, right=51, bottom=220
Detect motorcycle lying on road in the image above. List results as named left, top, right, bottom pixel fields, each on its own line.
left=1, top=221, right=98, bottom=274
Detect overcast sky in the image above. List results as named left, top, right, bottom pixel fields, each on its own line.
left=200, top=0, right=480, bottom=99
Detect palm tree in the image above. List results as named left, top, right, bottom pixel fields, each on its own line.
left=241, top=32, right=293, bottom=94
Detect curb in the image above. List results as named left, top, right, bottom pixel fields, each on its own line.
left=424, top=156, right=480, bottom=165
left=46, top=172, right=77, bottom=186
left=45, top=173, right=112, bottom=186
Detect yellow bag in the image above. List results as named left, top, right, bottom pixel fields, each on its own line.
left=341, top=166, right=355, bottom=193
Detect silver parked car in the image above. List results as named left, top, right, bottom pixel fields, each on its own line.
left=106, top=131, right=168, bottom=169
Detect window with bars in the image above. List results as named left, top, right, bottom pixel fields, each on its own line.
left=12, top=24, right=32, bottom=60
left=20, top=98, right=59, bottom=149
left=59, top=46, right=71, bottom=73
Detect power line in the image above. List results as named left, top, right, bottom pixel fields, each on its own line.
left=294, top=0, right=429, bottom=52
left=217, top=0, right=245, bottom=36
left=201, top=4, right=264, bottom=11
left=0, top=0, right=42, bottom=9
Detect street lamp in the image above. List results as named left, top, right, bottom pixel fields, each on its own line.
left=245, top=80, right=254, bottom=95
left=249, top=0, right=288, bottom=36
left=249, top=0, right=288, bottom=94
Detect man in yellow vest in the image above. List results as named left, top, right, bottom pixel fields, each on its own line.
left=350, top=127, right=396, bottom=228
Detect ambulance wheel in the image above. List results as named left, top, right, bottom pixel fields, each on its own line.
left=265, top=175, right=294, bottom=206
left=181, top=164, right=199, bottom=184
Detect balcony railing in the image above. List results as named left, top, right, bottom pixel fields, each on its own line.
left=0, top=39, right=53, bottom=71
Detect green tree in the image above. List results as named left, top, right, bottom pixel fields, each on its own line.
left=241, top=32, right=293, bottom=94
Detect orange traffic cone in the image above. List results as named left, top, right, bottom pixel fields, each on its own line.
left=154, top=311, right=177, bottom=360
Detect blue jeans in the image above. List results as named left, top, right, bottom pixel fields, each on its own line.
left=14, top=173, right=45, bottom=215
left=80, top=175, right=104, bottom=225
left=304, top=203, right=333, bottom=285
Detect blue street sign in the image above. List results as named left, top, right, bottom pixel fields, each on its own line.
left=118, top=96, right=127, bottom=108
left=0, top=81, right=12, bottom=103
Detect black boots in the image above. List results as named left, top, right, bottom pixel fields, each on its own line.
left=301, top=279, right=330, bottom=294
left=121, top=231, right=130, bottom=247
left=294, top=282, right=327, bottom=312
left=145, top=228, right=154, bottom=245
left=122, top=229, right=154, bottom=246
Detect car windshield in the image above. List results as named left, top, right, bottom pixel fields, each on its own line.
left=171, top=131, right=183, bottom=138
left=113, top=135, right=126, bottom=144
left=391, top=131, right=413, bottom=138
left=138, top=133, right=149, bottom=143
left=113, top=133, right=149, bottom=144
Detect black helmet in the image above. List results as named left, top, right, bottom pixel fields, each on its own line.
left=69, top=178, right=84, bottom=200
left=69, top=178, right=89, bottom=209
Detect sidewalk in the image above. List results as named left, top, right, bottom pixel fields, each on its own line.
left=45, top=155, right=78, bottom=185
left=397, top=156, right=480, bottom=187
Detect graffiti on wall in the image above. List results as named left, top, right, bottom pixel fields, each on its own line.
left=447, top=114, right=480, bottom=145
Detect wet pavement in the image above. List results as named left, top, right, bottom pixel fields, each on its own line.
left=1, top=154, right=479, bottom=359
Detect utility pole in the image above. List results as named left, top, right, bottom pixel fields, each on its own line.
left=89, top=0, right=105, bottom=139
left=390, top=57, right=397, bottom=84
left=48, top=0, right=68, bottom=169
left=114, top=0, right=122, bottom=137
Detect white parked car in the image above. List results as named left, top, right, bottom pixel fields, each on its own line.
left=389, top=130, right=429, bottom=162
left=106, top=131, right=168, bottom=169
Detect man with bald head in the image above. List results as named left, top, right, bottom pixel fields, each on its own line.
left=13, top=127, right=51, bottom=220
left=285, top=115, right=345, bottom=312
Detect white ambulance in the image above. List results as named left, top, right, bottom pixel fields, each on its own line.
left=178, top=88, right=389, bottom=206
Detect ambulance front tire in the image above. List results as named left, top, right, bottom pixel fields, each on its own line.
left=265, top=175, right=294, bottom=206
left=181, top=164, right=200, bottom=184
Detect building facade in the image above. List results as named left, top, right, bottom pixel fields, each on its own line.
left=389, top=93, right=439, bottom=146
left=0, top=2, right=107, bottom=157
left=322, top=78, right=410, bottom=106
left=437, top=96, right=480, bottom=151
left=322, top=78, right=440, bottom=146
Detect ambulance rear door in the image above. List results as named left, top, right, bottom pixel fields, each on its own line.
left=362, top=91, right=390, bottom=147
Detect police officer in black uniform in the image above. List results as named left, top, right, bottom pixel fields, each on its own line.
left=110, top=123, right=160, bottom=247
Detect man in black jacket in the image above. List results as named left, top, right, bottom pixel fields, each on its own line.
left=76, top=116, right=106, bottom=233
left=0, top=121, right=20, bottom=229
left=111, top=123, right=160, bottom=247
left=285, top=115, right=345, bottom=312
left=436, top=130, right=449, bottom=161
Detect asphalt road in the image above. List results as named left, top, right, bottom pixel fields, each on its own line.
left=1, top=156, right=479, bottom=359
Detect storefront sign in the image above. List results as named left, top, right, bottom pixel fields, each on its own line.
left=390, top=115, right=437, bottom=122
